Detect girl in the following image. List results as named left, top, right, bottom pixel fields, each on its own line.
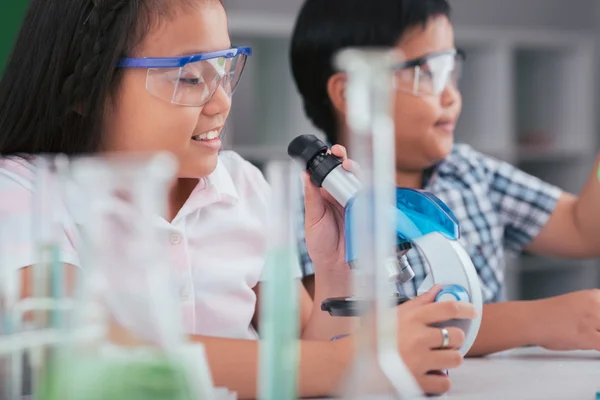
left=291, top=0, right=600, bottom=357
left=0, top=0, right=476, bottom=397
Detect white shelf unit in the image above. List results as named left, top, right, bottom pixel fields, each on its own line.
left=225, top=10, right=599, bottom=300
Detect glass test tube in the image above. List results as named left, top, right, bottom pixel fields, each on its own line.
left=28, top=156, right=70, bottom=398
left=335, top=48, right=423, bottom=399
left=0, top=220, right=20, bottom=400
left=33, top=157, right=67, bottom=327
left=258, top=160, right=301, bottom=400
left=0, top=227, right=5, bottom=400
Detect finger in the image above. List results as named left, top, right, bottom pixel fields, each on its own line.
left=330, top=144, right=347, bottom=160
left=422, top=349, right=463, bottom=371
left=341, top=158, right=362, bottom=174
left=418, top=372, right=451, bottom=395
left=400, top=285, right=442, bottom=310
left=422, top=326, right=465, bottom=350
left=302, top=173, right=326, bottom=227
left=417, top=301, right=477, bottom=325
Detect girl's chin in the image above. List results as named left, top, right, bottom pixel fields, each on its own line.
left=177, top=157, right=219, bottom=179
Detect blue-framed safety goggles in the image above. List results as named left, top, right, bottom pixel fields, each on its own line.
left=116, top=46, right=252, bottom=106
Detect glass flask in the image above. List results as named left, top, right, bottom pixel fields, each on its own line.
left=37, top=152, right=217, bottom=400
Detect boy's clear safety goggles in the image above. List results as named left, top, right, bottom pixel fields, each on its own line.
left=116, top=46, right=251, bottom=106
left=393, top=48, right=465, bottom=96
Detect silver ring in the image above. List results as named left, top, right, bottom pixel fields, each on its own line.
left=440, top=328, right=450, bottom=348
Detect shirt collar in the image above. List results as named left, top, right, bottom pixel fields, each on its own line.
left=169, top=157, right=240, bottom=226
left=204, top=156, right=239, bottom=204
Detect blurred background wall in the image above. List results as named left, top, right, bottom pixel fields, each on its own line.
left=0, top=0, right=598, bottom=300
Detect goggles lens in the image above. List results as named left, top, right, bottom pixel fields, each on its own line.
left=394, top=50, right=464, bottom=96
left=146, top=52, right=248, bottom=106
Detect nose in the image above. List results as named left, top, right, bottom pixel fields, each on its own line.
left=440, top=81, right=460, bottom=108
left=202, top=85, right=231, bottom=117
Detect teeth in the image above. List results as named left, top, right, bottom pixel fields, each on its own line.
left=193, top=130, right=219, bottom=141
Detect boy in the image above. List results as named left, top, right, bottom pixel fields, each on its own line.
left=290, top=0, right=600, bottom=356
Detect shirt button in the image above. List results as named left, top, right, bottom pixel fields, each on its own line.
left=180, top=287, right=190, bottom=301
left=170, top=233, right=182, bottom=245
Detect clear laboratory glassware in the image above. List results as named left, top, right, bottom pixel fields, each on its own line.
left=38, top=152, right=217, bottom=400
left=335, top=48, right=423, bottom=400
left=258, top=160, right=301, bottom=400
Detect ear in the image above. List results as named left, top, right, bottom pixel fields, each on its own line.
left=326, top=72, right=347, bottom=119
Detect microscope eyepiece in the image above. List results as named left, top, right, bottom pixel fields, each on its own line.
left=287, top=134, right=328, bottom=165
left=288, top=134, right=343, bottom=187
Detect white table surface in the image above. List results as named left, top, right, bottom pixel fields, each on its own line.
left=311, top=347, right=600, bottom=399
left=443, top=347, right=600, bottom=399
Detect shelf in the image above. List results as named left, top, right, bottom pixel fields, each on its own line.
left=227, top=12, right=596, bottom=45
left=455, top=27, right=593, bottom=49
left=514, top=46, right=595, bottom=152
left=516, top=145, right=593, bottom=162
left=470, top=145, right=593, bottom=164
left=518, top=256, right=600, bottom=300
left=454, top=44, right=514, bottom=153
left=518, top=153, right=594, bottom=192
left=227, top=10, right=596, bottom=45
left=514, top=49, right=563, bottom=147
left=227, top=11, right=295, bottom=37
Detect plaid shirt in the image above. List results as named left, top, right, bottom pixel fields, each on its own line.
left=296, top=144, right=562, bottom=303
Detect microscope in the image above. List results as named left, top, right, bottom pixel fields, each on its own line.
left=288, top=49, right=482, bottom=356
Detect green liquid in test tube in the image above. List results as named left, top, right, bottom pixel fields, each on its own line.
left=40, top=354, right=194, bottom=400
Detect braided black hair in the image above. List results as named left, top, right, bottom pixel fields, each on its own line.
left=0, top=0, right=221, bottom=155
left=60, top=0, right=129, bottom=116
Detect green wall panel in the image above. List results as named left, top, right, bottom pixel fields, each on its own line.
left=0, top=1, right=29, bottom=76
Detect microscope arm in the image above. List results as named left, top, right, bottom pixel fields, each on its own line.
left=413, top=232, right=484, bottom=356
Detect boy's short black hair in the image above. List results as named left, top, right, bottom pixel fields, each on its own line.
left=290, top=0, right=451, bottom=144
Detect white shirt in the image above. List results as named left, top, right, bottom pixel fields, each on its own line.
left=0, top=151, right=300, bottom=340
